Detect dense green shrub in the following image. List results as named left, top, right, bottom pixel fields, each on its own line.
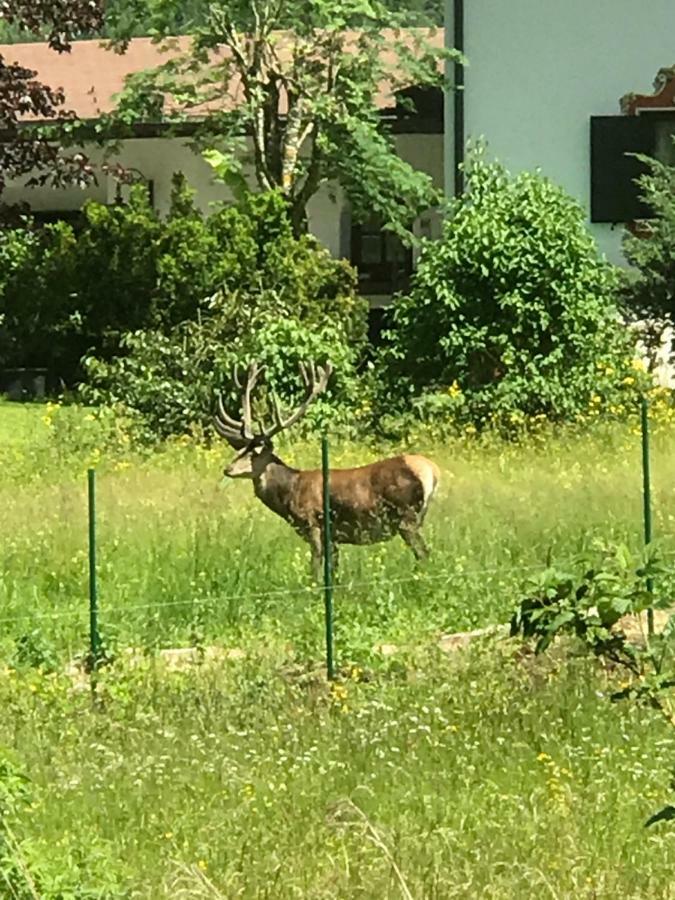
left=0, top=220, right=76, bottom=377
left=81, top=193, right=368, bottom=441
left=0, top=186, right=157, bottom=382
left=0, top=179, right=368, bottom=440
left=378, top=151, right=641, bottom=436
left=0, top=174, right=261, bottom=384
left=621, top=153, right=675, bottom=358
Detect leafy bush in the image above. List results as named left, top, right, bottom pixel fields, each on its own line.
left=621, top=153, right=675, bottom=360
left=378, top=150, right=641, bottom=436
left=81, top=192, right=368, bottom=441
left=0, top=174, right=266, bottom=385
left=0, top=220, right=76, bottom=377
left=510, top=544, right=664, bottom=654
left=510, top=543, right=675, bottom=829
left=0, top=187, right=157, bottom=383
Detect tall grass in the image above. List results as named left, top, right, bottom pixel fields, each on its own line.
left=3, top=645, right=675, bottom=898
left=3, top=403, right=675, bottom=896
left=1, top=402, right=674, bottom=667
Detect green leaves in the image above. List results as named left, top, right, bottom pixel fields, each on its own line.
left=378, top=148, right=640, bottom=437
left=202, top=148, right=249, bottom=202
left=103, top=0, right=451, bottom=237
left=511, top=544, right=675, bottom=832
left=79, top=190, right=368, bottom=441
left=510, top=545, right=664, bottom=658
left=327, top=117, right=439, bottom=242
left=645, top=805, right=675, bottom=828
left=621, top=147, right=675, bottom=351
left=510, top=543, right=675, bottom=720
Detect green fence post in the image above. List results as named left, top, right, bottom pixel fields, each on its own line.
left=641, top=397, right=655, bottom=638
left=88, top=468, right=101, bottom=674
left=321, top=436, right=335, bottom=680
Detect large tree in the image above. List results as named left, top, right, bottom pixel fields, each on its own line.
left=0, top=0, right=104, bottom=201
left=97, top=0, right=444, bottom=40
left=108, top=0, right=456, bottom=236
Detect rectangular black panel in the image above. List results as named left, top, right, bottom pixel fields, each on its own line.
left=590, top=115, right=656, bottom=223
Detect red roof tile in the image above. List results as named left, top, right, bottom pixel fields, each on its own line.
left=1, top=30, right=445, bottom=121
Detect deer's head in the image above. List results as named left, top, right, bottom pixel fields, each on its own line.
left=214, top=361, right=332, bottom=479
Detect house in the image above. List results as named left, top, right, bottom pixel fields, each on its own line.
left=444, top=0, right=675, bottom=266
left=0, top=33, right=444, bottom=328
left=5, top=4, right=675, bottom=270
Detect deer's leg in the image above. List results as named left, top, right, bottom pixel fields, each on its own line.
left=308, top=527, right=323, bottom=581
left=399, top=521, right=429, bottom=562
left=308, top=527, right=339, bottom=581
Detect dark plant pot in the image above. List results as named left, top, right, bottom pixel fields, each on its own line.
left=1, top=367, right=48, bottom=401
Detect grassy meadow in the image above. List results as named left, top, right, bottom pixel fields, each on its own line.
left=2, top=401, right=675, bottom=896
left=2, top=401, right=675, bottom=666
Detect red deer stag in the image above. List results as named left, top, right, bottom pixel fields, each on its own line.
left=214, top=362, right=440, bottom=577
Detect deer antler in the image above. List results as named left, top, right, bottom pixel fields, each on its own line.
left=214, top=362, right=264, bottom=448
left=215, top=360, right=332, bottom=447
left=264, top=361, right=333, bottom=440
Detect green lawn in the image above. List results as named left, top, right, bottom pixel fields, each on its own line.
left=2, top=403, right=675, bottom=897
left=0, top=399, right=50, bottom=446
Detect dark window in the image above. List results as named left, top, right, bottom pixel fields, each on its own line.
left=590, top=115, right=657, bottom=222
left=389, top=85, right=444, bottom=134
left=366, top=305, right=394, bottom=350
left=655, top=119, right=675, bottom=166
left=350, top=217, right=413, bottom=295
left=113, top=178, right=155, bottom=208
left=30, top=209, right=86, bottom=230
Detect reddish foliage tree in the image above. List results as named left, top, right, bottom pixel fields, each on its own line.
left=0, top=0, right=104, bottom=198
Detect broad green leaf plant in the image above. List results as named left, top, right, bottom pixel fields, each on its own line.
left=378, top=147, right=642, bottom=436
left=510, top=543, right=675, bottom=828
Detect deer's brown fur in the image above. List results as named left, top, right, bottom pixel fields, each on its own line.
left=215, top=363, right=440, bottom=577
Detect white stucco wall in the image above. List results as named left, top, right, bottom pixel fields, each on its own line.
left=3, top=132, right=444, bottom=263
left=445, top=0, right=675, bottom=264
left=2, top=159, right=108, bottom=210
left=1, top=138, right=241, bottom=214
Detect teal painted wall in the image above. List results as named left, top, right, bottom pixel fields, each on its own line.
left=445, top=0, right=675, bottom=263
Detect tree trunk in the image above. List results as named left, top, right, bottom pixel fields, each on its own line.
left=289, top=197, right=309, bottom=238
